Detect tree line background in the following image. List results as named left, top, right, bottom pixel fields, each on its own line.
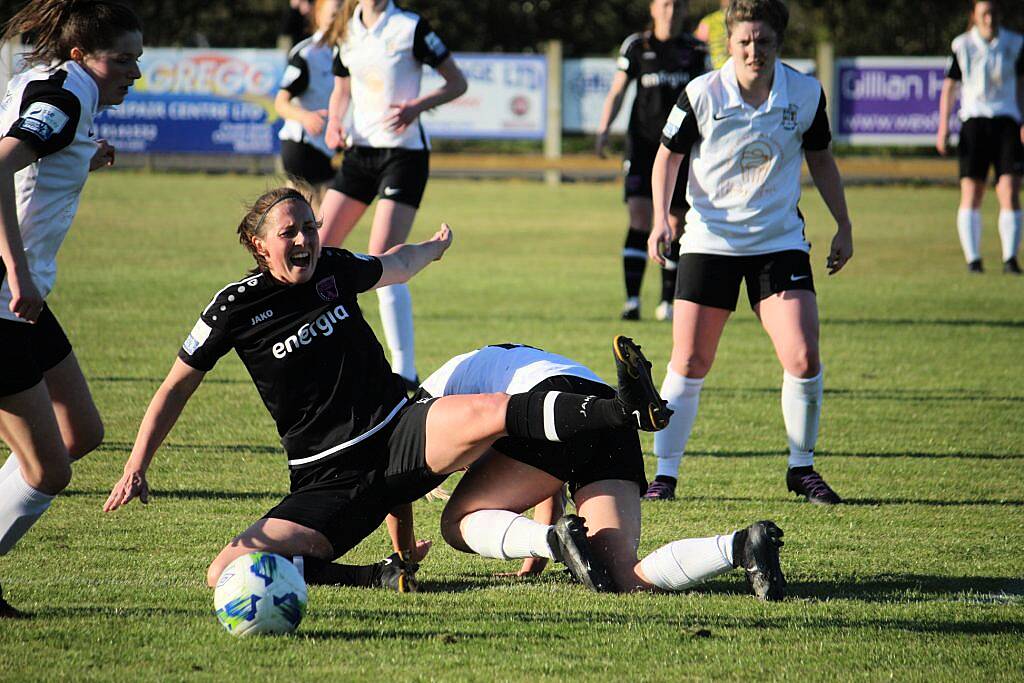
left=1, top=0, right=1022, bottom=56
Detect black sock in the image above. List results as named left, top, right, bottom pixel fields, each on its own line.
left=731, top=529, right=749, bottom=569
left=660, top=239, right=680, bottom=302
left=505, top=391, right=631, bottom=442
left=295, top=556, right=382, bottom=587
left=623, top=227, right=648, bottom=299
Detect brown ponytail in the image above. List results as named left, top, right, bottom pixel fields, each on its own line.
left=2, top=0, right=142, bottom=68
left=325, top=0, right=359, bottom=47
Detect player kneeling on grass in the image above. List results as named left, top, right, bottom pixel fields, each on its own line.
left=415, top=342, right=785, bottom=599
left=103, top=187, right=671, bottom=594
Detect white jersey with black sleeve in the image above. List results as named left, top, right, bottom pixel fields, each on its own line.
left=660, top=58, right=832, bottom=256
left=177, top=248, right=408, bottom=468
left=947, top=27, right=1024, bottom=123
left=332, top=0, right=451, bottom=150
left=278, top=32, right=336, bottom=157
left=0, top=61, right=100, bottom=323
left=420, top=344, right=605, bottom=398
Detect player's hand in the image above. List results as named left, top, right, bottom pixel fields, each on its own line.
left=325, top=119, right=347, bottom=150
left=302, top=109, right=328, bottom=136
left=405, top=539, right=432, bottom=563
left=103, top=468, right=150, bottom=511
left=647, top=221, right=673, bottom=266
left=384, top=100, right=421, bottom=133
left=826, top=227, right=854, bottom=275
left=595, top=131, right=608, bottom=158
left=496, top=557, right=548, bottom=578
left=7, top=272, right=44, bottom=323
left=89, top=138, right=115, bottom=170
left=428, top=223, right=453, bottom=260
left=935, top=131, right=948, bottom=156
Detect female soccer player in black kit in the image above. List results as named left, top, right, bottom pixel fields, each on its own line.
left=596, top=0, right=709, bottom=322
left=103, top=188, right=671, bottom=592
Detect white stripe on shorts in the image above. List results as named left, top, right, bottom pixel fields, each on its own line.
left=543, top=391, right=562, bottom=442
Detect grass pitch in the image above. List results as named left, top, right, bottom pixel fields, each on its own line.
left=1, top=174, right=1022, bottom=681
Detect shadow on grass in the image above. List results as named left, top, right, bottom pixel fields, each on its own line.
left=61, top=488, right=280, bottom=501
left=93, top=375, right=251, bottom=385
left=793, top=574, right=1024, bottom=607
left=95, top=440, right=281, bottom=455
left=841, top=497, right=1024, bottom=507
left=704, top=386, right=1024, bottom=404
left=685, top=449, right=1023, bottom=460
left=824, top=317, right=1024, bottom=329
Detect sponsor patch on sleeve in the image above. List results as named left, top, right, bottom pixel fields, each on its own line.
left=662, top=105, right=686, bottom=138
left=280, top=64, right=302, bottom=88
left=425, top=32, right=447, bottom=57
left=16, top=102, right=70, bottom=142
left=616, top=56, right=631, bottom=71
left=182, top=318, right=213, bottom=355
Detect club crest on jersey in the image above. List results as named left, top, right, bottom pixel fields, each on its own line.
left=316, top=275, right=339, bottom=301
left=781, top=105, right=798, bottom=130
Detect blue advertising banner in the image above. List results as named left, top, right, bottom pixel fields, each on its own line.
left=94, top=48, right=547, bottom=153
left=96, top=48, right=283, bottom=154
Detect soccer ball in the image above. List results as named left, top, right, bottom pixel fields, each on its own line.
left=214, top=552, right=308, bottom=636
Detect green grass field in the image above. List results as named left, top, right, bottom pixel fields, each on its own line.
left=1, top=173, right=1022, bottom=681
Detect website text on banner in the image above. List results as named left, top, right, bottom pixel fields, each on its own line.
left=835, top=57, right=961, bottom=145
left=561, top=58, right=814, bottom=134
left=92, top=49, right=547, bottom=153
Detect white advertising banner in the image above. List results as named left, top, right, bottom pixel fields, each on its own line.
left=421, top=53, right=547, bottom=139
left=562, top=58, right=815, bottom=134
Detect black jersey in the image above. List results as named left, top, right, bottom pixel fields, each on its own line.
left=178, top=248, right=407, bottom=468
left=617, top=32, right=709, bottom=145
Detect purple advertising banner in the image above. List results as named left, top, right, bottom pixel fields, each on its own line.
left=835, top=57, right=960, bottom=145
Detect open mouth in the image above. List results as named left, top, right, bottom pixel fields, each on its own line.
left=289, top=250, right=312, bottom=268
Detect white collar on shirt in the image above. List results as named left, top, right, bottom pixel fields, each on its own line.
left=351, top=0, right=397, bottom=38
left=719, top=57, right=789, bottom=114
left=969, top=26, right=1000, bottom=52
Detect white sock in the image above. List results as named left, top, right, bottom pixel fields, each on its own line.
left=653, top=367, right=704, bottom=479
left=998, top=210, right=1022, bottom=262
left=0, top=469, right=55, bottom=555
left=638, top=533, right=735, bottom=591
left=0, top=453, right=19, bottom=484
left=460, top=510, right=554, bottom=560
left=957, top=208, right=982, bottom=263
left=376, top=283, right=416, bottom=382
left=782, top=370, right=823, bottom=468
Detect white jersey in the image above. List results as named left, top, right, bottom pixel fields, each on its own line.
left=0, top=61, right=100, bottom=323
left=278, top=32, right=336, bottom=158
left=947, top=27, right=1024, bottom=123
left=660, top=59, right=832, bottom=256
left=420, top=344, right=605, bottom=398
left=332, top=0, right=451, bottom=150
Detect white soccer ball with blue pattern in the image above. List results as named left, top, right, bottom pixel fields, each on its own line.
left=214, top=552, right=307, bottom=636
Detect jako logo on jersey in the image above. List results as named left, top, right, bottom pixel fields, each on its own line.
left=250, top=309, right=274, bottom=326
left=425, top=32, right=446, bottom=57
left=316, top=275, right=338, bottom=301
left=272, top=304, right=349, bottom=359
left=639, top=71, right=691, bottom=89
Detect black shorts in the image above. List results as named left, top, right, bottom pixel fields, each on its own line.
left=263, top=397, right=446, bottom=558
left=280, top=140, right=335, bottom=186
left=491, top=376, right=647, bottom=497
left=0, top=305, right=72, bottom=397
left=331, top=146, right=429, bottom=208
left=958, top=117, right=1024, bottom=180
left=624, top=135, right=689, bottom=211
left=675, top=250, right=815, bottom=311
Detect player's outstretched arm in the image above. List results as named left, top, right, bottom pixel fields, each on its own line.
left=0, top=137, right=44, bottom=322
left=386, top=503, right=432, bottom=562
left=804, top=148, right=854, bottom=275
left=595, top=70, right=630, bottom=158
left=936, top=78, right=958, bottom=156
left=103, top=359, right=206, bottom=512
left=648, top=144, right=685, bottom=265
left=325, top=76, right=351, bottom=150
left=373, top=223, right=453, bottom=289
